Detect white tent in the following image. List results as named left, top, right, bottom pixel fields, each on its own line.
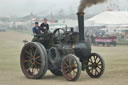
left=88, top=11, right=128, bottom=25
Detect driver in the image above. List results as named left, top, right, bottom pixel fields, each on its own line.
left=40, top=18, right=49, bottom=33
left=32, top=22, right=42, bottom=35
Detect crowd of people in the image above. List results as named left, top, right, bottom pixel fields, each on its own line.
left=86, top=30, right=117, bottom=45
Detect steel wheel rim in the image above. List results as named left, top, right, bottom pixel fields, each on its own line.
left=62, top=56, right=79, bottom=81
left=21, top=45, right=42, bottom=77
left=87, top=54, right=104, bottom=77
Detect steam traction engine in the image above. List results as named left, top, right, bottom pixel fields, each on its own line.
left=20, top=13, right=105, bottom=81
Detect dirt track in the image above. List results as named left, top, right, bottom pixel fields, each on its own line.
left=0, top=31, right=128, bottom=85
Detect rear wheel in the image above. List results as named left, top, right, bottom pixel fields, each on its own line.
left=86, top=53, right=105, bottom=78
left=61, top=54, right=81, bottom=81
left=38, top=43, right=48, bottom=77
left=20, top=42, right=48, bottom=79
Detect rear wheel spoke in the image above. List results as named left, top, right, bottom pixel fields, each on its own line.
left=28, top=64, right=33, bottom=69
left=34, top=48, right=38, bottom=57
left=27, top=64, right=33, bottom=72
left=69, top=72, right=72, bottom=79
left=30, top=46, right=34, bottom=54
left=32, top=67, right=34, bottom=74
left=25, top=51, right=32, bottom=57
left=24, top=60, right=31, bottom=63
left=36, top=56, right=40, bottom=59
left=26, top=56, right=32, bottom=59
left=35, top=61, right=41, bottom=65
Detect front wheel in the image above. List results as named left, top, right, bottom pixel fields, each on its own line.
left=61, top=54, right=81, bottom=81
left=86, top=53, right=105, bottom=78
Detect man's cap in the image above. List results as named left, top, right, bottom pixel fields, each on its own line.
left=35, top=22, right=38, bottom=24
left=44, top=18, right=47, bottom=21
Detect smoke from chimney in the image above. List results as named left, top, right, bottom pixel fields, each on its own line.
left=78, top=0, right=107, bottom=12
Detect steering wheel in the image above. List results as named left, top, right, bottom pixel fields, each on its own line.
left=53, top=28, right=65, bottom=42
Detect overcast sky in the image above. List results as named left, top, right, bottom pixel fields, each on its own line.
left=0, top=0, right=128, bottom=17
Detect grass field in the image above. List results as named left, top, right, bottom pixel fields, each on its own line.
left=0, top=31, right=128, bottom=85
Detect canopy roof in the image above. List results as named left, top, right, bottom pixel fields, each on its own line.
left=88, top=11, right=128, bottom=25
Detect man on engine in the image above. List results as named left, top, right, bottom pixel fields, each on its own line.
left=40, top=18, right=49, bottom=33
left=33, top=22, right=42, bottom=35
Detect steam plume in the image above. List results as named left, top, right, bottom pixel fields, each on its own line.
left=78, top=0, right=106, bottom=12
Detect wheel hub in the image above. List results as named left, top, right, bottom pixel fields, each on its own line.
left=92, top=63, right=98, bottom=68
left=31, top=56, right=36, bottom=64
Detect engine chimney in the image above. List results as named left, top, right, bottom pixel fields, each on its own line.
left=74, top=12, right=91, bottom=62
left=77, top=12, right=85, bottom=41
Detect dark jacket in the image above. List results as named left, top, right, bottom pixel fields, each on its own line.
left=40, top=23, right=49, bottom=33
left=33, top=26, right=41, bottom=35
